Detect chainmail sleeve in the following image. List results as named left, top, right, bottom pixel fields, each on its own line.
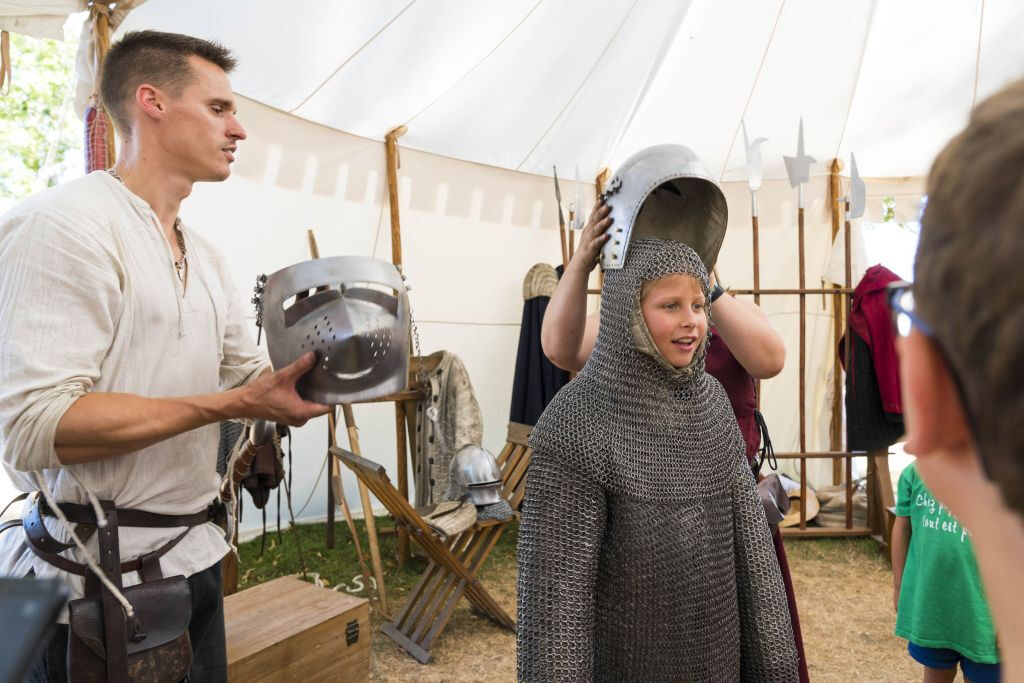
left=516, top=446, right=607, bottom=682
left=731, top=457, right=799, bottom=681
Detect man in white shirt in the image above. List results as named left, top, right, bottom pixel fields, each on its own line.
left=0, top=30, right=329, bottom=681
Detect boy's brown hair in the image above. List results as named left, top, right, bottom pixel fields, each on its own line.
left=915, top=78, right=1024, bottom=514
left=100, top=30, right=237, bottom=134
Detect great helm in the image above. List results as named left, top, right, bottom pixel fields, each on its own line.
left=256, top=256, right=409, bottom=405
left=450, top=445, right=503, bottom=506
left=600, top=144, right=728, bottom=272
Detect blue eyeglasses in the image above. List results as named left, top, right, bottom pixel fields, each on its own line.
left=887, top=281, right=933, bottom=339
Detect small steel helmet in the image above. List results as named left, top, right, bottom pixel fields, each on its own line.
left=450, top=445, right=503, bottom=506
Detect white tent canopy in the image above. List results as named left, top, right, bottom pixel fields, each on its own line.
left=109, top=0, right=1024, bottom=180
left=2, top=0, right=1022, bottom=533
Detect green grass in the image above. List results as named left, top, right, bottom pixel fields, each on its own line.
left=236, top=517, right=519, bottom=602
left=781, top=536, right=889, bottom=566
left=236, top=520, right=886, bottom=603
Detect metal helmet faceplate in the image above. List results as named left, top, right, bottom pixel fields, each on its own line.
left=258, top=256, right=410, bottom=405
left=451, top=445, right=503, bottom=506
left=600, top=144, right=728, bottom=271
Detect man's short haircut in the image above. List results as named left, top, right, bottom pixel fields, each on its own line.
left=916, top=78, right=1024, bottom=514
left=99, top=30, right=237, bottom=133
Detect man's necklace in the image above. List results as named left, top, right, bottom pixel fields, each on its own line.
left=106, top=168, right=187, bottom=282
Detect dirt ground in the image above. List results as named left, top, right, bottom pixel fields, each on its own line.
left=368, top=538, right=960, bottom=682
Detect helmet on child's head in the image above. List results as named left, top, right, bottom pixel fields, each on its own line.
left=600, top=144, right=727, bottom=273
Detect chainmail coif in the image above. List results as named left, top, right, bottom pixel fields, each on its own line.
left=517, top=238, right=798, bottom=682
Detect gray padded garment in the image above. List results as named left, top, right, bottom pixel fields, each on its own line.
left=516, top=238, right=798, bottom=682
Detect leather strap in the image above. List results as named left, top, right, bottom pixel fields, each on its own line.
left=0, top=491, right=29, bottom=519
left=42, top=500, right=213, bottom=528
left=94, top=500, right=129, bottom=683
left=0, top=518, right=22, bottom=536
left=24, top=525, right=191, bottom=577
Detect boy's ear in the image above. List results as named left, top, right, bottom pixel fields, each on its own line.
left=898, top=331, right=972, bottom=456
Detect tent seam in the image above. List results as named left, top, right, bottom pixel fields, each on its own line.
left=971, top=0, right=985, bottom=110
left=603, top=2, right=696, bottom=171
left=288, top=0, right=419, bottom=115
left=716, top=0, right=787, bottom=181
left=515, top=0, right=642, bottom=171
left=831, top=0, right=878, bottom=166
left=404, top=0, right=547, bottom=127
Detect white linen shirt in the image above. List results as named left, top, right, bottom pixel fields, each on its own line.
left=0, top=171, right=270, bottom=614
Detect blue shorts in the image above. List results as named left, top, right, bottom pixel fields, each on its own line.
left=908, top=642, right=1000, bottom=683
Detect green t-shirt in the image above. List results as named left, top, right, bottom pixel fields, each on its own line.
left=894, top=463, right=998, bottom=663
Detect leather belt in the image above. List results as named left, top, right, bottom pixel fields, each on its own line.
left=7, top=492, right=222, bottom=580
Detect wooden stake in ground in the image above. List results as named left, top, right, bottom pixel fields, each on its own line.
left=306, top=229, right=390, bottom=617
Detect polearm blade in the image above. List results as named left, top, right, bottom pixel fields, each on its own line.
left=783, top=117, right=817, bottom=207
left=742, top=118, right=768, bottom=216
left=553, top=166, right=568, bottom=269
left=849, top=152, right=866, bottom=219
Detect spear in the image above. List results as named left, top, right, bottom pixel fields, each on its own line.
left=743, top=119, right=768, bottom=307
left=783, top=117, right=816, bottom=528
left=553, top=166, right=568, bottom=270
left=743, top=120, right=768, bottom=406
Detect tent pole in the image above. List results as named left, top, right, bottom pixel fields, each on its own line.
left=829, top=159, right=844, bottom=485
left=385, top=124, right=413, bottom=568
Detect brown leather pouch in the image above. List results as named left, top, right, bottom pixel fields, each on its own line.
left=67, top=575, right=192, bottom=683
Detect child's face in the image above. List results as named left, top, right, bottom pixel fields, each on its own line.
left=640, top=274, right=708, bottom=368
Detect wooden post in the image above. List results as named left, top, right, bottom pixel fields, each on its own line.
left=385, top=125, right=413, bottom=566
left=395, top=401, right=409, bottom=567
left=385, top=125, right=407, bottom=268
left=798, top=189, right=807, bottom=529
left=751, top=191, right=762, bottom=407
left=829, top=159, right=844, bottom=485
left=90, top=3, right=117, bottom=167
left=342, top=404, right=391, bottom=616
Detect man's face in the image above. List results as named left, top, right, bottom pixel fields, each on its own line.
left=640, top=274, right=708, bottom=369
left=161, top=56, right=246, bottom=182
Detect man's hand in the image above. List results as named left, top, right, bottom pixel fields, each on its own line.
left=567, top=200, right=612, bottom=275
left=240, top=352, right=332, bottom=427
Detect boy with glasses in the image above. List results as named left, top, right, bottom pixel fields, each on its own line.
left=893, top=78, right=1024, bottom=680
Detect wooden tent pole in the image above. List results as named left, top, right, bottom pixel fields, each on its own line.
left=385, top=124, right=412, bottom=567
left=844, top=196, right=855, bottom=530
left=91, top=3, right=116, bottom=167
left=829, top=159, right=844, bottom=485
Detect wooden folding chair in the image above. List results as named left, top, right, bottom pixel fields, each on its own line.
left=331, top=422, right=533, bottom=664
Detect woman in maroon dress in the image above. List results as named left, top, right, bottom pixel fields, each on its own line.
left=541, top=201, right=809, bottom=682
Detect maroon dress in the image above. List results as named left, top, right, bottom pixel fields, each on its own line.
left=706, top=329, right=810, bottom=682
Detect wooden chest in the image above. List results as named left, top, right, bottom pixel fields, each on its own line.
left=224, top=576, right=370, bottom=682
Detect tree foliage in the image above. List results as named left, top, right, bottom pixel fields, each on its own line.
left=0, top=31, right=83, bottom=209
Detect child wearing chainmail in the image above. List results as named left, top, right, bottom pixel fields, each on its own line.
left=516, top=238, right=798, bottom=681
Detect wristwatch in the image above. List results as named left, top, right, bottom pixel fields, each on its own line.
left=710, top=282, right=726, bottom=304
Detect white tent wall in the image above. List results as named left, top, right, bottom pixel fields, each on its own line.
left=177, top=96, right=924, bottom=534
left=183, top=96, right=596, bottom=535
